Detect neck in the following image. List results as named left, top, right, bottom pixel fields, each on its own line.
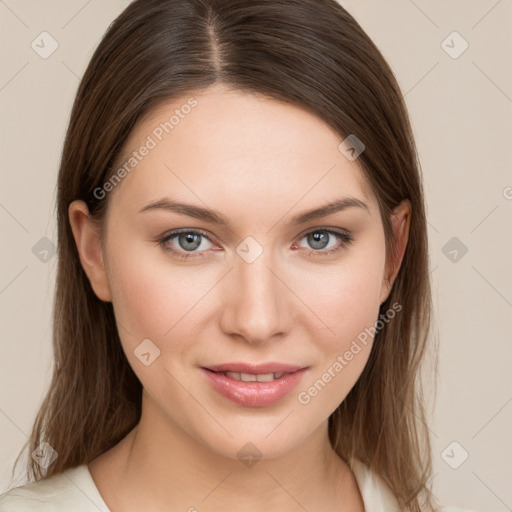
left=89, top=393, right=363, bottom=512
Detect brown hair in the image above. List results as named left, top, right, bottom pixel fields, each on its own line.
left=11, top=0, right=438, bottom=509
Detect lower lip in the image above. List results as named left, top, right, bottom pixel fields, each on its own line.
left=200, top=368, right=307, bottom=407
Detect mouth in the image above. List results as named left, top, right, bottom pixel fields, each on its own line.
left=200, top=363, right=308, bottom=407
left=205, top=370, right=289, bottom=382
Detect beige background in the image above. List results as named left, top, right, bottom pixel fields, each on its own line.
left=1, top=0, right=511, bottom=510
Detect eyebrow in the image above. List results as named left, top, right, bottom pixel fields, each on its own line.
left=138, top=196, right=370, bottom=226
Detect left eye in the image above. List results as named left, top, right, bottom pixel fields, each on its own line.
left=294, top=229, right=353, bottom=256
left=297, top=230, right=343, bottom=251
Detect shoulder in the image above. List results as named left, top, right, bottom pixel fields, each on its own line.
left=0, top=465, right=110, bottom=512
left=349, top=459, right=477, bottom=512
left=435, top=507, right=479, bottom=512
left=349, top=458, right=402, bottom=511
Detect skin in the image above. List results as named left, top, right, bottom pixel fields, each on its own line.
left=69, top=83, right=410, bottom=512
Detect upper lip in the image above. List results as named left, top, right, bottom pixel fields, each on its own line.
left=203, top=362, right=306, bottom=374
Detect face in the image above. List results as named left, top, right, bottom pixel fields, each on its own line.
left=71, top=84, right=408, bottom=461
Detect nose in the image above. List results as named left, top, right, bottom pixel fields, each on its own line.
left=218, top=251, right=294, bottom=346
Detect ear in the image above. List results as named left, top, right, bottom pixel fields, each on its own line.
left=68, top=200, right=112, bottom=302
left=379, top=199, right=411, bottom=305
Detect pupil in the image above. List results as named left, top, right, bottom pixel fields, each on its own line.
left=180, top=233, right=201, bottom=251
left=309, top=231, right=328, bottom=249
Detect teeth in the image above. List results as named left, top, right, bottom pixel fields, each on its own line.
left=253, top=373, right=273, bottom=382
left=223, top=371, right=285, bottom=382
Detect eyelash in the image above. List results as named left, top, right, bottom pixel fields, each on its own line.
left=156, top=227, right=354, bottom=260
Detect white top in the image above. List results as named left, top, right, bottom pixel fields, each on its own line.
left=0, top=459, right=475, bottom=511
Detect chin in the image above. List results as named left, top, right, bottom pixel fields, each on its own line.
left=211, top=434, right=299, bottom=463
left=188, top=414, right=314, bottom=464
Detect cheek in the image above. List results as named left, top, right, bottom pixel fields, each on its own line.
left=295, top=238, right=386, bottom=406
left=104, top=235, right=217, bottom=353
left=306, top=238, right=387, bottom=345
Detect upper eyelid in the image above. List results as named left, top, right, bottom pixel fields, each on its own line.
left=164, top=228, right=216, bottom=244
left=295, top=226, right=351, bottom=239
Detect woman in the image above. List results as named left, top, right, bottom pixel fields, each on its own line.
left=0, top=0, right=473, bottom=510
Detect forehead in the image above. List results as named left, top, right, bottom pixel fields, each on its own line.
left=108, top=84, right=376, bottom=218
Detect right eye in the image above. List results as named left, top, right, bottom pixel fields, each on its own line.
left=157, top=229, right=216, bottom=259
